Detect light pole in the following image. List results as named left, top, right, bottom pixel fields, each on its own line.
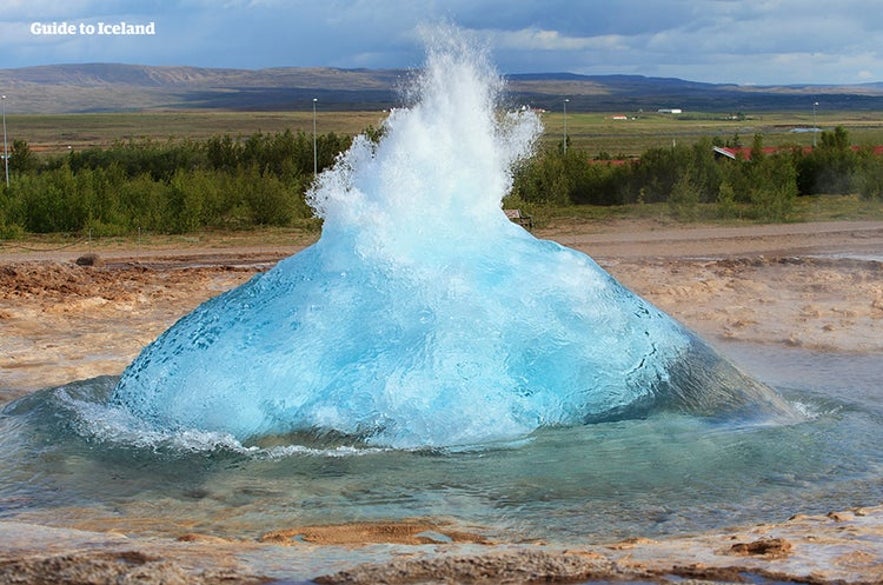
left=2, top=95, right=8, bottom=188
left=312, top=98, right=318, bottom=176
left=812, top=101, right=819, bottom=148
left=563, top=98, right=570, bottom=155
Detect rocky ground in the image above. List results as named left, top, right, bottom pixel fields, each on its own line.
left=1, top=218, right=882, bottom=584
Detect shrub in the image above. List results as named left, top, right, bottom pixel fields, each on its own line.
left=668, top=172, right=700, bottom=220
left=855, top=150, right=883, bottom=200
left=716, top=180, right=738, bottom=219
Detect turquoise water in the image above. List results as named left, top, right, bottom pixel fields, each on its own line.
left=1, top=343, right=880, bottom=544
left=107, top=31, right=797, bottom=450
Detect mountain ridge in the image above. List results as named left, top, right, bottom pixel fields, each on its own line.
left=1, top=63, right=882, bottom=114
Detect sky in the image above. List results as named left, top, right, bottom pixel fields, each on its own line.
left=1, top=0, right=882, bottom=86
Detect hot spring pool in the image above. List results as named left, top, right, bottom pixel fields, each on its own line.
left=1, top=342, right=880, bottom=546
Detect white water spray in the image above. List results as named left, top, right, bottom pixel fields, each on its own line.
left=111, top=30, right=798, bottom=448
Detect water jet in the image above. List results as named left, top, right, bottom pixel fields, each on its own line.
left=109, top=32, right=798, bottom=449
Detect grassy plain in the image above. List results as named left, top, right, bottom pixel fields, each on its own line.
left=545, top=110, right=883, bottom=156
left=11, top=108, right=883, bottom=156
left=531, top=193, right=883, bottom=226
left=15, top=110, right=389, bottom=154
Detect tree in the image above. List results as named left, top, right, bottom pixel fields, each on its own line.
left=748, top=154, right=797, bottom=221
left=855, top=148, right=883, bottom=200
left=668, top=170, right=699, bottom=220
left=206, top=134, right=241, bottom=172
left=795, top=126, right=858, bottom=195
left=749, top=133, right=765, bottom=163
left=9, top=139, right=37, bottom=174
left=511, top=148, right=571, bottom=205
left=716, top=180, right=738, bottom=219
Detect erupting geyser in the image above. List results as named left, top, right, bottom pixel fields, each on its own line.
left=111, top=32, right=798, bottom=448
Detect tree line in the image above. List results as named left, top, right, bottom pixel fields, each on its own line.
left=0, top=129, right=353, bottom=238
left=510, top=126, right=883, bottom=221
left=1, top=125, right=881, bottom=238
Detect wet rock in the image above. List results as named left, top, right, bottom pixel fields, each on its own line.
left=75, top=253, right=103, bottom=267
left=0, top=550, right=264, bottom=585
left=727, top=537, right=793, bottom=558
left=315, top=550, right=621, bottom=585
left=176, top=533, right=235, bottom=544
left=827, top=510, right=856, bottom=522
left=259, top=521, right=491, bottom=546
left=607, top=536, right=657, bottom=550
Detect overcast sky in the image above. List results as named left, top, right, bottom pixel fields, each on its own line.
left=2, top=0, right=881, bottom=86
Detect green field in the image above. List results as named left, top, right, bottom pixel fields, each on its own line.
left=544, top=110, right=883, bottom=156
left=13, top=111, right=389, bottom=154
left=9, top=108, right=883, bottom=157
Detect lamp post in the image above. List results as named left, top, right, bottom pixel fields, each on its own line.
left=2, top=95, right=8, bottom=188
left=812, top=101, right=819, bottom=148
left=563, top=98, right=570, bottom=155
left=312, top=98, right=318, bottom=176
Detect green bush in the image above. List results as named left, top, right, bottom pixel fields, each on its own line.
left=716, top=180, right=739, bottom=219
left=855, top=149, right=883, bottom=200
left=5, top=123, right=882, bottom=235
left=4, top=130, right=338, bottom=235
left=668, top=172, right=700, bottom=220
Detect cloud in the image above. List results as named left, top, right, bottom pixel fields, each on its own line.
left=0, top=0, right=881, bottom=85
left=488, top=28, right=626, bottom=52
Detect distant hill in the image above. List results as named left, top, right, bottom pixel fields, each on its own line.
left=1, top=63, right=882, bottom=114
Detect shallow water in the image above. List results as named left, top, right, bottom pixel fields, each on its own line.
left=1, top=342, right=880, bottom=545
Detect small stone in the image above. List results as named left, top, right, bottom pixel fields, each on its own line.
left=728, top=537, right=793, bottom=558
left=75, top=253, right=103, bottom=267
left=827, top=510, right=856, bottom=522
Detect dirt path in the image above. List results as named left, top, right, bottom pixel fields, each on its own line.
left=3, top=218, right=882, bottom=263
left=540, top=218, right=883, bottom=259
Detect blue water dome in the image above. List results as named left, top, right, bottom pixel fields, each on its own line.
left=111, top=32, right=799, bottom=449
